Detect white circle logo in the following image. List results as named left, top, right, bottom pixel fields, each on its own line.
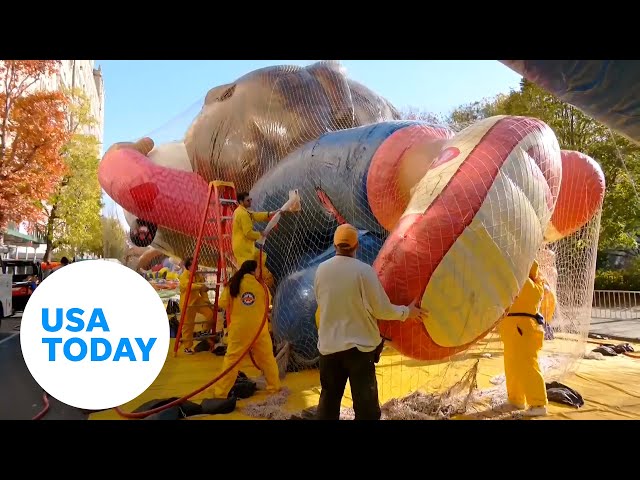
left=20, top=260, right=170, bottom=410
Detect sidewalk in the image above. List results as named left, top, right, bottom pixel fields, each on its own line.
left=589, top=317, right=640, bottom=342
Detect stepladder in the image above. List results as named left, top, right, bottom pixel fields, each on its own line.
left=173, top=180, right=238, bottom=357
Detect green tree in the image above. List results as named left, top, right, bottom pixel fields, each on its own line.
left=444, top=94, right=509, bottom=131
left=102, top=215, right=127, bottom=262
left=444, top=80, right=640, bottom=250
left=400, top=106, right=443, bottom=124
left=42, top=87, right=103, bottom=260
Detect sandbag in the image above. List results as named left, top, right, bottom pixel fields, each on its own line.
left=609, top=343, right=634, bottom=354
left=545, top=381, right=584, bottom=408
left=289, top=406, right=318, bottom=420
left=134, top=397, right=203, bottom=420
left=144, top=407, right=182, bottom=420
left=591, top=345, right=618, bottom=356
left=590, top=342, right=634, bottom=357
left=194, top=339, right=212, bottom=353
left=213, top=345, right=227, bottom=356
left=200, top=397, right=237, bottom=415
left=228, top=372, right=257, bottom=399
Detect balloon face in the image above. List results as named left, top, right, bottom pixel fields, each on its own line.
left=99, top=61, right=401, bottom=267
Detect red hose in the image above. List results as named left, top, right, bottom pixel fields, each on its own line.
left=115, top=246, right=271, bottom=419
left=32, top=392, right=50, bottom=420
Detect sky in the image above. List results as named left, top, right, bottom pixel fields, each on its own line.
left=94, top=60, right=523, bottom=222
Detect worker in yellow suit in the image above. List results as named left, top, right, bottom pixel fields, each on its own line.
left=498, top=260, right=549, bottom=417
left=213, top=259, right=281, bottom=398
left=541, top=281, right=557, bottom=326
left=232, top=192, right=279, bottom=290
left=179, top=257, right=214, bottom=355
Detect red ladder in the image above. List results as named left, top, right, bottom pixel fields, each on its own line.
left=173, top=180, right=237, bottom=357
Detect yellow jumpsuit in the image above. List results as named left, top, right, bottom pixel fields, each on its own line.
left=231, top=205, right=274, bottom=289
left=540, top=281, right=557, bottom=325
left=179, top=270, right=214, bottom=349
left=498, top=261, right=548, bottom=408
left=212, top=274, right=281, bottom=398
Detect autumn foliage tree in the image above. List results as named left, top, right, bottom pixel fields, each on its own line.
left=42, top=87, right=103, bottom=261
left=0, top=61, right=70, bottom=241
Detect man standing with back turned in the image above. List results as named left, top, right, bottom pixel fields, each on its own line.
left=314, top=223, right=428, bottom=420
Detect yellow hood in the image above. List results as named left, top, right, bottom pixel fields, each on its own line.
left=529, top=260, right=540, bottom=280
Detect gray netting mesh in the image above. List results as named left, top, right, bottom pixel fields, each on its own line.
left=98, top=60, right=604, bottom=413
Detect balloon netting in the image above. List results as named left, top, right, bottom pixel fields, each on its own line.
left=102, top=61, right=601, bottom=407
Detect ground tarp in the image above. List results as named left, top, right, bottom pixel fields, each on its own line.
left=89, top=334, right=640, bottom=420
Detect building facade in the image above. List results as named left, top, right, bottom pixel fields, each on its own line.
left=36, top=60, right=105, bottom=149
left=1, top=60, right=105, bottom=260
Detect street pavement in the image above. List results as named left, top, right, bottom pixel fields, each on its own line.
left=0, top=312, right=88, bottom=420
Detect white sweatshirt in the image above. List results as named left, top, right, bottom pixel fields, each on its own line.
left=314, top=255, right=410, bottom=355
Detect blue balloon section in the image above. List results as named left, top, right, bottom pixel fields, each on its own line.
left=271, top=230, right=386, bottom=366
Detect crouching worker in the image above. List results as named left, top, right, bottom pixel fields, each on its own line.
left=212, top=260, right=281, bottom=398
left=179, top=257, right=215, bottom=355
left=499, top=260, right=548, bottom=417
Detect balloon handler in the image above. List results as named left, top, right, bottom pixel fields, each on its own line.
left=211, top=260, right=281, bottom=398
left=178, top=257, right=220, bottom=355
left=231, top=191, right=279, bottom=291
left=232, top=190, right=301, bottom=291
left=498, top=260, right=549, bottom=417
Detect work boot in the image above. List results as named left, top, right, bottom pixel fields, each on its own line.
left=504, top=398, right=526, bottom=410
left=496, top=402, right=524, bottom=412
left=523, top=406, right=547, bottom=417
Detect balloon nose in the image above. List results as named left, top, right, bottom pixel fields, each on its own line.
left=129, top=219, right=157, bottom=247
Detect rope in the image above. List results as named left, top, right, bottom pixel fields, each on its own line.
left=31, top=391, right=50, bottom=420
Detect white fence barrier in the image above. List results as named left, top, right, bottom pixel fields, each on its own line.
left=592, top=290, right=640, bottom=320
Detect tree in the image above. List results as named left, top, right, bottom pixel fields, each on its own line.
left=442, top=80, right=640, bottom=251
left=0, top=61, right=70, bottom=242
left=102, top=216, right=127, bottom=262
left=42, top=87, right=103, bottom=260
left=495, top=80, right=640, bottom=251
left=400, top=106, right=443, bottom=124
left=444, top=94, right=509, bottom=131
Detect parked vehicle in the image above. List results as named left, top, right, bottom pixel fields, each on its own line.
left=1, top=259, right=42, bottom=313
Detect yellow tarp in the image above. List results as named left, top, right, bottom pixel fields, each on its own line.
left=90, top=335, right=640, bottom=420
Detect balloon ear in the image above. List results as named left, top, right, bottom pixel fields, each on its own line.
left=105, top=137, right=154, bottom=156
left=134, top=137, right=155, bottom=155
left=306, top=61, right=355, bottom=129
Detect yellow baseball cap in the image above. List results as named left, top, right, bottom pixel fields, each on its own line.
left=334, top=224, right=358, bottom=249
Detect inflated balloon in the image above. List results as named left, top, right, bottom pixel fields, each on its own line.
left=375, top=116, right=562, bottom=360
left=251, top=121, right=454, bottom=282
left=501, top=60, right=640, bottom=145
left=545, top=150, right=606, bottom=242
left=100, top=61, right=400, bottom=264
left=271, top=231, right=385, bottom=364
left=99, top=61, right=606, bottom=363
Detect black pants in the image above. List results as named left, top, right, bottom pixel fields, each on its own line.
left=317, top=347, right=381, bottom=420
